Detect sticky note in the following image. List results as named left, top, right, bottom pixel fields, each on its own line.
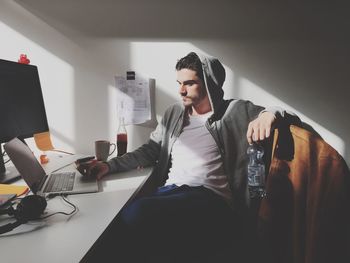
left=33, top=131, right=54, bottom=151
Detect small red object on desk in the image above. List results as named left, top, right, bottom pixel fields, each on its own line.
left=18, top=54, right=30, bottom=64
left=40, top=154, right=49, bottom=164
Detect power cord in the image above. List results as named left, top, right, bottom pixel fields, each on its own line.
left=40, top=195, right=78, bottom=219
left=2, top=149, right=10, bottom=164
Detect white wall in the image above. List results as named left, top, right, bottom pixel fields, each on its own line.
left=0, top=1, right=117, bottom=156
left=1, top=0, right=349, bottom=166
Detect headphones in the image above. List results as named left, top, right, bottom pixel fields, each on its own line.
left=0, top=195, right=47, bottom=235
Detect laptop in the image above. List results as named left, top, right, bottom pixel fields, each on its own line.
left=3, top=137, right=98, bottom=196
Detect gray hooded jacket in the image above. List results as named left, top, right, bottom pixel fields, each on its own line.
left=107, top=53, right=299, bottom=212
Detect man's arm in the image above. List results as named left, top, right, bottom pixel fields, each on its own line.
left=246, top=106, right=301, bottom=144
left=76, top=139, right=161, bottom=180
left=77, top=119, right=164, bottom=180
left=107, top=139, right=161, bottom=173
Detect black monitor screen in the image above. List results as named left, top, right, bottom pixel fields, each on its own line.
left=0, top=58, right=49, bottom=183
left=0, top=59, right=49, bottom=143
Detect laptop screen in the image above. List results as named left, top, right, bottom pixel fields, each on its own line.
left=4, top=138, right=46, bottom=194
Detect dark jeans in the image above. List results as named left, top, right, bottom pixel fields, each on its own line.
left=85, top=185, right=249, bottom=263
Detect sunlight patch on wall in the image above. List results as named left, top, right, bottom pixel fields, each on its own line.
left=129, top=42, right=196, bottom=103
left=223, top=68, right=237, bottom=99
left=0, top=21, right=76, bottom=153
left=237, top=77, right=345, bottom=156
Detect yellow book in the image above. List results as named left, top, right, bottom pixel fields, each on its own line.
left=0, top=184, right=29, bottom=196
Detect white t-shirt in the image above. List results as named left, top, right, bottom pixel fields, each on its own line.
left=166, top=112, right=232, bottom=201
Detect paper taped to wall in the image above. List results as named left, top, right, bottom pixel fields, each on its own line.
left=115, top=72, right=151, bottom=125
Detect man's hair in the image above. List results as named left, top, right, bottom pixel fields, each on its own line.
left=175, top=52, right=204, bottom=82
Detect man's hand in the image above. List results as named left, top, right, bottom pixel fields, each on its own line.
left=76, top=159, right=110, bottom=180
left=246, top=111, right=276, bottom=145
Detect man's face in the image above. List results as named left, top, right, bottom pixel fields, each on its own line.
left=176, top=68, right=208, bottom=109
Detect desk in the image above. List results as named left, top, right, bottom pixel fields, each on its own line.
left=0, top=154, right=152, bottom=263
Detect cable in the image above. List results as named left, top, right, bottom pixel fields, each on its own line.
left=40, top=195, right=78, bottom=219
left=50, top=149, right=74, bottom=155
left=2, top=148, right=10, bottom=164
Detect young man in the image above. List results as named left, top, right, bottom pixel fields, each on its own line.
left=79, top=52, right=299, bottom=262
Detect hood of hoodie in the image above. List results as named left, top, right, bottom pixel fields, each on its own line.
left=196, top=53, right=226, bottom=115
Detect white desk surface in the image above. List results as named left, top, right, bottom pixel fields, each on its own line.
left=0, top=154, right=152, bottom=263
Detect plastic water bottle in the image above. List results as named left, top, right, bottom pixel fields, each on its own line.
left=247, top=143, right=266, bottom=198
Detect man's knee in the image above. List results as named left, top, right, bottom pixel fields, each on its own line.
left=120, top=198, right=156, bottom=228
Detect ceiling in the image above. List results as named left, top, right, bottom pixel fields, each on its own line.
left=14, top=0, right=350, bottom=40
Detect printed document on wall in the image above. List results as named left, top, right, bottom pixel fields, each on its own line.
left=115, top=73, right=151, bottom=125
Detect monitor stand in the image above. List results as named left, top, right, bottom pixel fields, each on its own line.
left=0, top=144, right=21, bottom=183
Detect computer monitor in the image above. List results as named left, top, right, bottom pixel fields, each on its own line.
left=0, top=58, right=49, bottom=183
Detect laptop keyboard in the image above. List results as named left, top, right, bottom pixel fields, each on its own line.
left=43, top=172, right=76, bottom=193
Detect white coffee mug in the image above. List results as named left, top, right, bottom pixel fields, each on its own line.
left=95, top=140, right=116, bottom=161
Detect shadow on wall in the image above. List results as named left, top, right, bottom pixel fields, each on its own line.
left=191, top=40, right=349, bottom=165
